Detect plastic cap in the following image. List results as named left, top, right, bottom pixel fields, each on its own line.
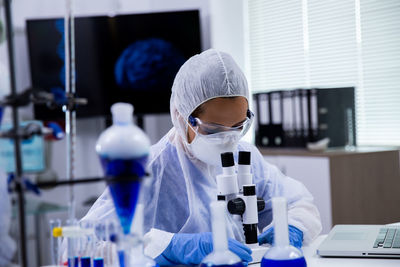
left=221, top=152, right=234, bottom=167
left=238, top=151, right=251, bottom=165
left=53, top=227, right=62, bottom=237
left=111, top=102, right=133, bottom=124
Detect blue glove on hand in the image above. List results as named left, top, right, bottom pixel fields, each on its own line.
left=258, top=225, right=304, bottom=248
left=155, top=232, right=253, bottom=266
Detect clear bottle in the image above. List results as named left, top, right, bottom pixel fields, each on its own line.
left=95, top=102, right=151, bottom=235
left=261, top=197, right=307, bottom=267
left=200, top=201, right=245, bottom=267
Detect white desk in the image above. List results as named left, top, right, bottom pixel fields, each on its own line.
left=252, top=235, right=400, bottom=267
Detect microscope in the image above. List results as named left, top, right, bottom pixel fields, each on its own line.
left=216, top=151, right=269, bottom=264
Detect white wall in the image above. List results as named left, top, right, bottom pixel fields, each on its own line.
left=209, top=0, right=246, bottom=72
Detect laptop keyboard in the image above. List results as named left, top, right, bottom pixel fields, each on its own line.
left=373, top=228, right=400, bottom=248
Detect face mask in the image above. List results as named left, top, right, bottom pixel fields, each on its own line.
left=188, top=131, right=241, bottom=166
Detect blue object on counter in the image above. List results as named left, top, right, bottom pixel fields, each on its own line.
left=68, top=256, right=79, bottom=267
left=200, top=263, right=245, bottom=267
left=80, top=256, right=91, bottom=267
left=93, top=258, right=104, bottom=267
left=261, top=257, right=306, bottom=267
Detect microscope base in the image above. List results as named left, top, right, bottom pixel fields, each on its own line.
left=249, top=244, right=270, bottom=264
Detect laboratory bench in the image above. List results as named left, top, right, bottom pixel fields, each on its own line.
left=172, top=235, right=400, bottom=267
left=260, top=234, right=400, bottom=267
left=259, top=146, right=400, bottom=234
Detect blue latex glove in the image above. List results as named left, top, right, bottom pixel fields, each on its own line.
left=258, top=225, right=304, bottom=248
left=155, top=232, right=253, bottom=266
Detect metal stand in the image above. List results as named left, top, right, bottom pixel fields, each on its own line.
left=1, top=1, right=85, bottom=265
left=3, top=0, right=28, bottom=265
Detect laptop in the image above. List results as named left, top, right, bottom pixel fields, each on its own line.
left=317, top=224, right=400, bottom=258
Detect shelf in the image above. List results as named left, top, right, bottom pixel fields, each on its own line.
left=12, top=197, right=68, bottom=217
left=258, top=146, right=400, bottom=157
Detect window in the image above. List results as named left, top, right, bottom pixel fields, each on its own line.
left=247, top=0, right=400, bottom=145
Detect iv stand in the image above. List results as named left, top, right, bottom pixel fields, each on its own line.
left=2, top=0, right=78, bottom=265
left=3, top=0, right=28, bottom=266
left=64, top=0, right=77, bottom=222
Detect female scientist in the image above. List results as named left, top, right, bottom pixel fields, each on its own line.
left=82, top=49, right=322, bottom=265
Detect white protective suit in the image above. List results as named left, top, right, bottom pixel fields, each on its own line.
left=82, top=49, right=322, bottom=259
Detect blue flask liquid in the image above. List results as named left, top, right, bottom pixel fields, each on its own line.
left=67, top=256, right=78, bottom=267
left=199, top=262, right=245, bottom=267
left=261, top=198, right=307, bottom=267
left=100, top=156, right=147, bottom=235
left=80, top=256, right=91, bottom=267
left=96, top=103, right=151, bottom=236
left=93, top=258, right=104, bottom=267
left=261, top=257, right=306, bottom=267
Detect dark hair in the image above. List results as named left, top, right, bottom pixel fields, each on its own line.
left=191, top=103, right=205, bottom=118
left=190, top=96, right=240, bottom=118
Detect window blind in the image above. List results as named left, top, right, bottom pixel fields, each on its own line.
left=356, top=0, right=400, bottom=145
left=247, top=0, right=400, bottom=145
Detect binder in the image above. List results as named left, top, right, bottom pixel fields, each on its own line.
left=300, top=89, right=309, bottom=141
left=293, top=89, right=302, bottom=142
left=314, top=87, right=356, bottom=147
left=254, top=93, right=271, bottom=147
left=269, top=91, right=284, bottom=147
left=258, top=93, right=270, bottom=125
left=270, top=91, right=282, bottom=125
left=282, top=90, right=297, bottom=146
left=253, top=87, right=356, bottom=148
left=309, top=88, right=318, bottom=141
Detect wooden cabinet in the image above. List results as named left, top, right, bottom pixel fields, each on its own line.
left=259, top=147, right=400, bottom=234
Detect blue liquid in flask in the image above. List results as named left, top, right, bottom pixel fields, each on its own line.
left=80, top=257, right=91, bottom=267
left=93, top=258, right=104, bottom=267
left=261, top=257, right=306, bottom=267
left=199, top=262, right=245, bottom=267
left=101, top=156, right=147, bottom=235
left=68, top=257, right=78, bottom=267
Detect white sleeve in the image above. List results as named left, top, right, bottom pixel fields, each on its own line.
left=287, top=198, right=322, bottom=244
left=143, top=228, right=174, bottom=259
left=245, top=143, right=322, bottom=245
left=261, top=165, right=322, bottom=244
left=80, top=188, right=118, bottom=222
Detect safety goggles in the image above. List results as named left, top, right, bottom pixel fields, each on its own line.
left=188, top=109, right=254, bottom=137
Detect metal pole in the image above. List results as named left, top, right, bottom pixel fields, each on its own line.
left=64, top=0, right=76, bottom=220
left=4, top=0, right=28, bottom=266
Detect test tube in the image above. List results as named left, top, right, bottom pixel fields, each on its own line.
left=66, top=219, right=79, bottom=267
left=49, top=219, right=62, bottom=266
left=94, top=222, right=106, bottom=267
left=80, top=220, right=95, bottom=267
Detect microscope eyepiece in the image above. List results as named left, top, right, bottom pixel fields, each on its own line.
left=238, top=151, right=251, bottom=165
left=221, top=152, right=234, bottom=167
left=243, top=185, right=256, bottom=196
